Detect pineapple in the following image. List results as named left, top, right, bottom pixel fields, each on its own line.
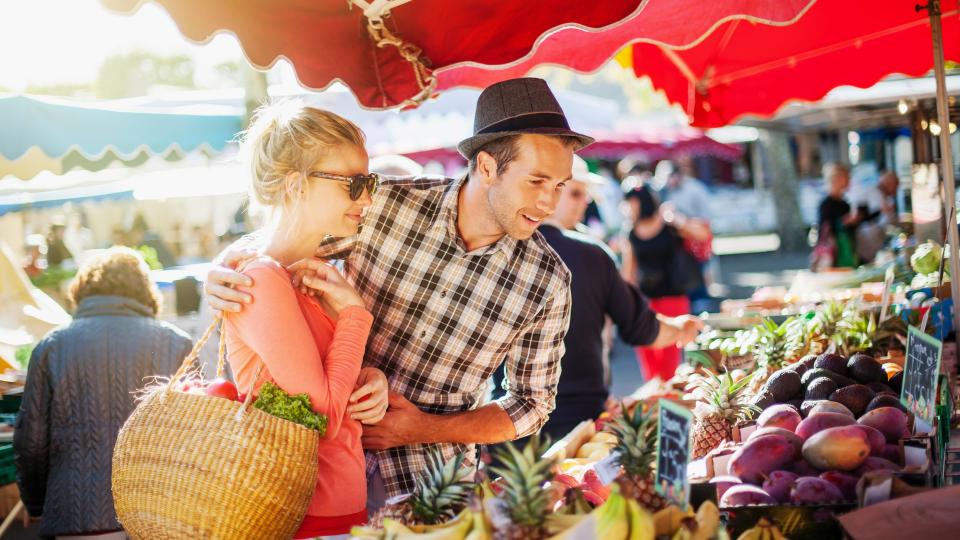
left=836, top=311, right=876, bottom=356
left=687, top=371, right=758, bottom=459
left=750, top=318, right=804, bottom=392
left=369, top=448, right=474, bottom=527
left=489, top=435, right=555, bottom=540
left=609, top=405, right=666, bottom=512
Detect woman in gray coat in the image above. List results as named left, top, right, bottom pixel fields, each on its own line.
left=14, top=247, right=192, bottom=539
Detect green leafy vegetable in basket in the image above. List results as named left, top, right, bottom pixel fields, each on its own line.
left=253, top=381, right=327, bottom=435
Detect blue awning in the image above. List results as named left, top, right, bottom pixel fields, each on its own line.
left=0, top=95, right=242, bottom=179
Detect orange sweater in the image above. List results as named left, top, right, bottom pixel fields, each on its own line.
left=224, top=258, right=372, bottom=519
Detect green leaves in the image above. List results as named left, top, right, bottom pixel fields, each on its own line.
left=253, top=381, right=328, bottom=434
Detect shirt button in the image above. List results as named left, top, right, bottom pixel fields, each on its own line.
left=420, top=331, right=426, bottom=338
left=440, top=291, right=447, bottom=298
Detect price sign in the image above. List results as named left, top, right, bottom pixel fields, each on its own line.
left=655, top=399, right=693, bottom=509
left=901, top=326, right=943, bottom=428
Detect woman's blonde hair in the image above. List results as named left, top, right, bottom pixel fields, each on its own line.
left=67, top=247, right=162, bottom=315
left=240, top=100, right=366, bottom=215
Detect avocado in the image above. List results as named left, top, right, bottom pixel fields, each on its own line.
left=888, top=371, right=904, bottom=393
left=829, top=384, right=876, bottom=417
left=800, top=399, right=824, bottom=417
left=866, top=382, right=896, bottom=395
left=805, top=377, right=838, bottom=401
left=786, top=397, right=804, bottom=411
left=751, top=391, right=776, bottom=410
left=801, top=368, right=853, bottom=388
left=847, top=353, right=886, bottom=384
left=866, top=393, right=908, bottom=413
left=783, top=361, right=809, bottom=378
left=799, top=354, right=819, bottom=371
left=764, top=369, right=803, bottom=402
left=814, top=353, right=849, bottom=376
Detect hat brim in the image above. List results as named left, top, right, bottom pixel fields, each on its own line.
left=457, top=127, right=594, bottom=159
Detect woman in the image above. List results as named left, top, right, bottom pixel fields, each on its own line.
left=224, top=101, right=387, bottom=538
left=15, top=247, right=193, bottom=539
left=814, top=162, right=859, bottom=269
left=621, top=185, right=705, bottom=381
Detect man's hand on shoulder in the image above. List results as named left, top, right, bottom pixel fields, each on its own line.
left=204, top=249, right=257, bottom=313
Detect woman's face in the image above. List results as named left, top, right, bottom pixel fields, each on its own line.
left=298, top=144, right=373, bottom=238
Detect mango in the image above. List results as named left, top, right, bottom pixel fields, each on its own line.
left=801, top=426, right=870, bottom=471
left=807, top=400, right=855, bottom=419
left=757, top=404, right=802, bottom=431
left=729, top=435, right=795, bottom=485
left=747, top=427, right=804, bottom=459
left=819, top=471, right=858, bottom=501
left=795, top=412, right=855, bottom=441
left=790, top=477, right=844, bottom=504
left=852, top=424, right=886, bottom=456
left=856, top=456, right=901, bottom=475
left=791, top=459, right=819, bottom=476
left=719, top=484, right=776, bottom=507
left=762, top=470, right=798, bottom=503
left=858, top=407, right=909, bottom=443
left=881, top=444, right=903, bottom=465
left=708, top=475, right=742, bottom=500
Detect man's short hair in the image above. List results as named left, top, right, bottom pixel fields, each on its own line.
left=468, top=134, right=578, bottom=175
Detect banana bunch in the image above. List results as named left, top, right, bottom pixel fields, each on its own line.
left=650, top=502, right=728, bottom=540
left=735, top=518, right=788, bottom=540
left=670, top=501, right=724, bottom=540
left=350, top=505, right=492, bottom=540
left=545, top=487, right=654, bottom=540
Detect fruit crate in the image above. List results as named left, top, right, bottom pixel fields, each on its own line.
left=0, top=444, right=14, bottom=485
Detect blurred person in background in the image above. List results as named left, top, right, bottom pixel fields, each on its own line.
left=23, top=234, right=46, bottom=278
left=622, top=185, right=706, bottom=380
left=662, top=160, right=710, bottom=220
left=64, top=211, right=94, bottom=259
left=129, top=214, right=176, bottom=268
left=854, top=170, right=900, bottom=263
left=15, top=247, right=192, bottom=539
left=813, top=162, right=858, bottom=269
left=45, top=218, right=73, bottom=268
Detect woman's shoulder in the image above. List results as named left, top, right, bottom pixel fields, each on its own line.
left=239, top=256, right=292, bottom=283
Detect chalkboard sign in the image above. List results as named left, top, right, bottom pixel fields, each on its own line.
left=655, top=399, right=693, bottom=509
left=901, top=326, right=942, bottom=428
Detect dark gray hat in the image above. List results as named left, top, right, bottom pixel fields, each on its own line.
left=457, top=78, right=594, bottom=159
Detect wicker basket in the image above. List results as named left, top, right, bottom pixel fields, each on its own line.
left=112, top=317, right=320, bottom=539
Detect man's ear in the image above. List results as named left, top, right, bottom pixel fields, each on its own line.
left=475, top=151, right=498, bottom=186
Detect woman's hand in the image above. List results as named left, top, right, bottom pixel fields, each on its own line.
left=347, top=367, right=389, bottom=424
left=287, top=258, right=365, bottom=315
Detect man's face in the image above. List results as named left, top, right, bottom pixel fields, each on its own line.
left=482, top=134, right=574, bottom=240
left=552, top=179, right=591, bottom=230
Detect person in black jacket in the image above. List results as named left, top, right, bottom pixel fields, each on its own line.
left=494, top=158, right=703, bottom=440
left=14, top=247, right=192, bottom=539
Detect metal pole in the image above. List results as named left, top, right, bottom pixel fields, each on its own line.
left=924, top=0, right=960, bottom=335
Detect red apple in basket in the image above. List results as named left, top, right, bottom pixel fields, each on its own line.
left=205, top=378, right=239, bottom=401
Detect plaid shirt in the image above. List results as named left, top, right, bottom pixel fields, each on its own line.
left=316, top=174, right=571, bottom=498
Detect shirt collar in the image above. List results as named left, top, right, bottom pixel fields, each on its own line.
left=434, top=175, right=517, bottom=257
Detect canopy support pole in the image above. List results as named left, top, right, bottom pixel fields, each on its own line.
left=924, top=0, right=960, bottom=335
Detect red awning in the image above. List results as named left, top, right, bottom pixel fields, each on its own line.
left=435, top=0, right=814, bottom=93
left=102, top=0, right=640, bottom=108
left=102, top=0, right=814, bottom=110
left=627, top=0, right=960, bottom=126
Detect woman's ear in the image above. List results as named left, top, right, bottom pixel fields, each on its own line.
left=285, top=171, right=306, bottom=200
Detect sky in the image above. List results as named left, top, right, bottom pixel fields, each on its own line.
left=0, top=0, right=246, bottom=90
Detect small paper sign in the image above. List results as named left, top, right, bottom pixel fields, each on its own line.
left=879, top=266, right=895, bottom=323
left=901, top=326, right=943, bottom=427
left=594, top=451, right=622, bottom=486
left=655, top=399, right=693, bottom=509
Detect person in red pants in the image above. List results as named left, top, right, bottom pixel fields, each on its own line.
left=621, top=185, right=709, bottom=381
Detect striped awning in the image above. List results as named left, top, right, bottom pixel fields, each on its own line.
left=0, top=95, right=241, bottom=180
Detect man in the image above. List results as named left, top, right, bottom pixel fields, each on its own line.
left=530, top=157, right=702, bottom=438
left=204, top=78, right=586, bottom=508
left=855, top=170, right=900, bottom=263
left=663, top=160, right=710, bottom=221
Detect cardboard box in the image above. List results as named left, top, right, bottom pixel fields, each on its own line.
left=838, top=484, right=960, bottom=539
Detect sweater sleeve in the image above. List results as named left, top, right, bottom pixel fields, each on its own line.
left=14, top=340, right=52, bottom=516
left=225, top=262, right=373, bottom=439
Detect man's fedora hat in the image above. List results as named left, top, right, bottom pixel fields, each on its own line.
left=457, top=78, right=594, bottom=159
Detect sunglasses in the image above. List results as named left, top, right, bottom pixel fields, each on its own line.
left=308, top=171, right=379, bottom=200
